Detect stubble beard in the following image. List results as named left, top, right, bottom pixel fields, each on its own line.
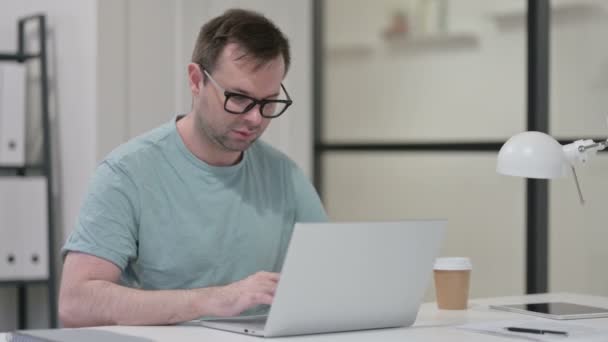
left=194, top=111, right=257, bottom=152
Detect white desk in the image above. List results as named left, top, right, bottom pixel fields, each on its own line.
left=3, top=293, right=608, bottom=341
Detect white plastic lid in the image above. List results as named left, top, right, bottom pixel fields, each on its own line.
left=433, top=257, right=472, bottom=271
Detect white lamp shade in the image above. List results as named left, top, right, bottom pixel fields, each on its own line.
left=497, top=131, right=568, bottom=179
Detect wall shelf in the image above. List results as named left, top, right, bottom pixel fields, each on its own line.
left=325, top=44, right=374, bottom=59
left=490, top=2, right=605, bottom=29
left=326, top=33, right=478, bottom=59
left=0, top=165, right=44, bottom=172
left=0, top=53, right=39, bottom=62
left=384, top=33, right=479, bottom=51
left=0, top=279, right=49, bottom=288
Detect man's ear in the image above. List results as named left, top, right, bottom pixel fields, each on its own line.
left=188, top=63, right=203, bottom=95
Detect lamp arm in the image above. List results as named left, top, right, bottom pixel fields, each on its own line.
left=562, top=138, right=607, bottom=167
left=561, top=138, right=606, bottom=205
left=578, top=139, right=608, bottom=153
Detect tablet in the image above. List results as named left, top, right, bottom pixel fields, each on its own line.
left=490, top=302, right=608, bottom=320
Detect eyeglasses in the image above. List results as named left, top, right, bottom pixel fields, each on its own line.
left=202, top=68, right=293, bottom=118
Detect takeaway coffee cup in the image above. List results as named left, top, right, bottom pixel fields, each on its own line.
left=433, top=257, right=472, bottom=310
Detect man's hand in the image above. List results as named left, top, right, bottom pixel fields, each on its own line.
left=206, top=271, right=280, bottom=317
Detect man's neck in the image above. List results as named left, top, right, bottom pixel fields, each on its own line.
left=176, top=113, right=242, bottom=166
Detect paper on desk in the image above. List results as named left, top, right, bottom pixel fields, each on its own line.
left=458, top=318, right=608, bottom=342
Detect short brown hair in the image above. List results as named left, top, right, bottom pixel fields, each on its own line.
left=191, top=9, right=290, bottom=75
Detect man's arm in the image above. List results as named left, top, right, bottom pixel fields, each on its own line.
left=59, top=252, right=278, bottom=327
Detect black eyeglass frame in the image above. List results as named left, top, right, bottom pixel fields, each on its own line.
left=202, top=68, right=293, bottom=118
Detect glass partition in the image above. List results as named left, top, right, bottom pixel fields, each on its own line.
left=323, top=0, right=526, bottom=143
left=323, top=153, right=525, bottom=298
left=320, top=0, right=528, bottom=299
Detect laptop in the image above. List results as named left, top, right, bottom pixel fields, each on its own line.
left=183, top=220, right=446, bottom=337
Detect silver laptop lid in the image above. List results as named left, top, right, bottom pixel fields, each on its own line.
left=264, top=220, right=446, bottom=337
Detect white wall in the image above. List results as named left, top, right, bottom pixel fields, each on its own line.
left=0, top=0, right=98, bottom=330
left=549, top=0, right=608, bottom=136
left=548, top=0, right=608, bottom=297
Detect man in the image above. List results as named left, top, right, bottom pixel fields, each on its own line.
left=59, top=9, right=326, bottom=327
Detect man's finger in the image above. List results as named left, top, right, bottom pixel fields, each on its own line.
left=251, top=280, right=277, bottom=295
left=251, top=292, right=274, bottom=306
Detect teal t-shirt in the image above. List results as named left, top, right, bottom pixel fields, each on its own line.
left=62, top=116, right=327, bottom=292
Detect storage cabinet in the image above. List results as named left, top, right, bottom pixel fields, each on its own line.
left=0, top=14, right=57, bottom=328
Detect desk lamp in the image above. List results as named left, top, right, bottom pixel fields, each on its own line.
left=493, top=125, right=608, bottom=319
left=496, top=129, right=607, bottom=204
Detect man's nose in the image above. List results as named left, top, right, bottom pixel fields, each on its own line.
left=242, top=104, right=264, bottom=126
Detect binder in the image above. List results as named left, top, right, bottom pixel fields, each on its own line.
left=0, top=177, right=48, bottom=281
left=0, top=64, right=27, bottom=166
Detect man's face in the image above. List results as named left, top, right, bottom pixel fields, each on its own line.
left=193, top=44, right=286, bottom=152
